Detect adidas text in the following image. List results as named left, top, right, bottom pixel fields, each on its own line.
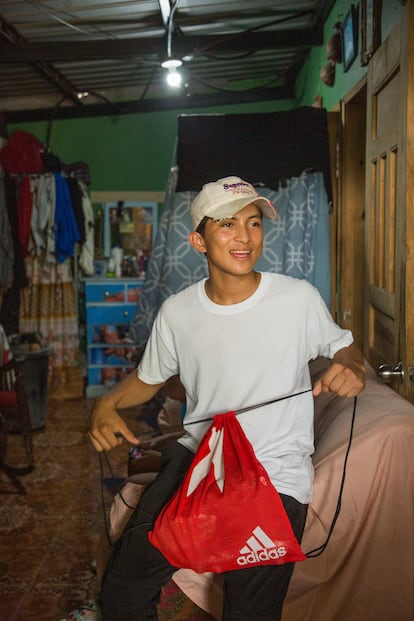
left=237, top=547, right=287, bottom=565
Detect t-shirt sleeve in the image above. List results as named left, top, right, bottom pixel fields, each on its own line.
left=306, top=284, right=354, bottom=359
left=137, top=298, right=179, bottom=384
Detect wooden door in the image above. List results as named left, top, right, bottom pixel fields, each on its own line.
left=364, top=3, right=414, bottom=401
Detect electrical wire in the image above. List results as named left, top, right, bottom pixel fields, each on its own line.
left=166, top=0, right=180, bottom=60
left=45, top=94, right=67, bottom=149
left=184, top=68, right=283, bottom=94
left=305, top=396, right=358, bottom=558
left=139, top=64, right=158, bottom=101
left=189, top=10, right=314, bottom=58
left=45, top=89, right=122, bottom=149
left=23, top=0, right=117, bottom=38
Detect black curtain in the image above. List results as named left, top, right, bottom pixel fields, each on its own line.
left=176, top=106, right=332, bottom=203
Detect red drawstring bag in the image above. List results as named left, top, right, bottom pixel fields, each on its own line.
left=149, top=411, right=306, bottom=573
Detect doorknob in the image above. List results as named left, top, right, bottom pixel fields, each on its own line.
left=377, top=362, right=404, bottom=383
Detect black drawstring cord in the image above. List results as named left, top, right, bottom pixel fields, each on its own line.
left=98, top=390, right=357, bottom=557
left=185, top=387, right=314, bottom=425
left=186, top=389, right=358, bottom=559
left=97, top=387, right=313, bottom=547
left=98, top=450, right=137, bottom=547
left=305, top=395, right=358, bottom=558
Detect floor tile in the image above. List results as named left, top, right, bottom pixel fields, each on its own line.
left=0, top=395, right=215, bottom=620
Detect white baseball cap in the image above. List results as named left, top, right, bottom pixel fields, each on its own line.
left=190, top=176, right=277, bottom=231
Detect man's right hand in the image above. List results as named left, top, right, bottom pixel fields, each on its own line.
left=87, top=370, right=165, bottom=452
left=88, top=404, right=139, bottom=452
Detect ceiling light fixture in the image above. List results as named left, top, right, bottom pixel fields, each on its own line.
left=161, top=58, right=182, bottom=70
left=160, top=0, right=183, bottom=88
left=166, top=68, right=182, bottom=87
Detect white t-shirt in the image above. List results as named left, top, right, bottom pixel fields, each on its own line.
left=138, top=272, right=353, bottom=503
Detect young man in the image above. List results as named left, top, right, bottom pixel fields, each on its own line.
left=88, top=176, right=365, bottom=621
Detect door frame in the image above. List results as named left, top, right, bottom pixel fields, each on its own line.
left=333, top=77, right=367, bottom=351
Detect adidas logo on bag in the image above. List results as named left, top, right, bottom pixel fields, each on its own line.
left=237, top=526, right=287, bottom=566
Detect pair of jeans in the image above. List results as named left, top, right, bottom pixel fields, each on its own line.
left=101, top=441, right=307, bottom=621
left=101, top=441, right=194, bottom=620
left=221, top=494, right=308, bottom=621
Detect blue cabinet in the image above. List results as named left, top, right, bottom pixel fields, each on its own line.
left=84, top=278, right=144, bottom=397
left=83, top=198, right=158, bottom=397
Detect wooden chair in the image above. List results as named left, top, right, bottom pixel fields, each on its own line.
left=0, top=357, right=35, bottom=493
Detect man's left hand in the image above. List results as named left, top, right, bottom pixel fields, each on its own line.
left=312, top=344, right=366, bottom=398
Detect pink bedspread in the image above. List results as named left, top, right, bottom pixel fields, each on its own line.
left=173, top=360, right=414, bottom=621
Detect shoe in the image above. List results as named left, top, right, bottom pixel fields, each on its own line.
left=58, top=599, right=101, bottom=621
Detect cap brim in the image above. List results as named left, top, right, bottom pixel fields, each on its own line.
left=208, top=196, right=277, bottom=223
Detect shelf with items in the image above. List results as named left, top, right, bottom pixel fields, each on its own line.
left=84, top=278, right=145, bottom=398
left=102, top=200, right=158, bottom=278
left=83, top=197, right=158, bottom=397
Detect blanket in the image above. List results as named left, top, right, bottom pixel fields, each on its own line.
left=174, top=360, right=414, bottom=621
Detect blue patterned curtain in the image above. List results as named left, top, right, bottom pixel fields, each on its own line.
left=129, top=167, right=331, bottom=347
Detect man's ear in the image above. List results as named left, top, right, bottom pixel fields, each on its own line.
left=189, top=231, right=207, bottom=253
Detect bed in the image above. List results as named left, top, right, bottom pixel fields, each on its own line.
left=99, top=358, right=414, bottom=620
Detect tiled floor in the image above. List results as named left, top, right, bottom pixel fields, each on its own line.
left=0, top=396, right=122, bottom=620
left=0, top=396, right=214, bottom=621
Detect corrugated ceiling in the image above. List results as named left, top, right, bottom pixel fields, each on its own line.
left=0, top=0, right=336, bottom=122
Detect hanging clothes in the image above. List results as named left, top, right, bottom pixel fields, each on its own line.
left=66, top=176, right=86, bottom=245
left=20, top=255, right=83, bottom=400
left=0, top=175, right=28, bottom=335
left=17, top=175, right=32, bottom=257
left=37, top=173, right=56, bottom=262
left=78, top=181, right=94, bottom=276
left=28, top=175, right=41, bottom=255
left=0, top=323, right=12, bottom=365
left=1, top=155, right=92, bottom=398
left=1, top=168, right=93, bottom=398
left=53, top=173, right=80, bottom=263
left=0, top=176, right=14, bottom=292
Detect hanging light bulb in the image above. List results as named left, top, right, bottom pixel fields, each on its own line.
left=166, top=67, right=182, bottom=88
left=161, top=58, right=182, bottom=70
left=160, top=1, right=183, bottom=88
left=161, top=58, right=183, bottom=88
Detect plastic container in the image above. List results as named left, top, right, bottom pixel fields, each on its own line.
left=9, top=332, right=50, bottom=431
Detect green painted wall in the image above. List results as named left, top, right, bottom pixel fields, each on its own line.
left=296, top=0, right=365, bottom=109
left=9, top=100, right=293, bottom=194
left=9, top=0, right=404, bottom=194
left=296, top=0, right=404, bottom=109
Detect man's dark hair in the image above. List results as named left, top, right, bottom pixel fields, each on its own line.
left=195, top=216, right=209, bottom=237
left=195, top=209, right=263, bottom=237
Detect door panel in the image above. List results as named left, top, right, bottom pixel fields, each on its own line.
left=365, top=5, right=414, bottom=400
